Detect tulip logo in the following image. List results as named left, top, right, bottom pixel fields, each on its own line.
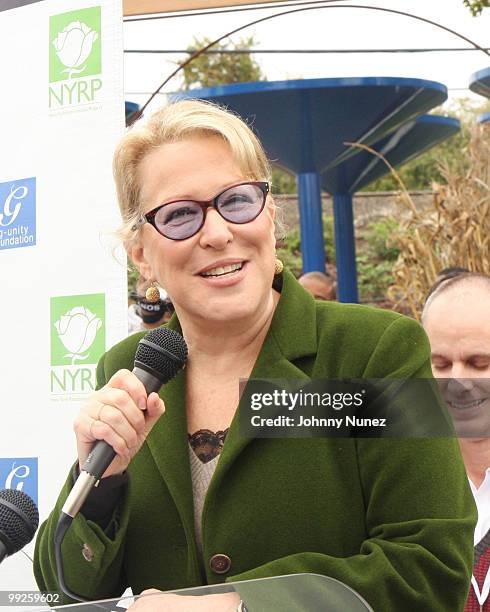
left=52, top=20, right=98, bottom=80
left=50, top=294, right=105, bottom=367
left=49, top=7, right=101, bottom=84
left=54, top=306, right=102, bottom=364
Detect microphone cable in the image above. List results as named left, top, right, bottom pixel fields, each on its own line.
left=54, top=328, right=187, bottom=608
left=127, top=2, right=490, bottom=126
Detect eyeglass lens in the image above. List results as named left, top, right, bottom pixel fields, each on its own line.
left=153, top=183, right=265, bottom=239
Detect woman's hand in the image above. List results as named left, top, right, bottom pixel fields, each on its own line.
left=73, top=369, right=165, bottom=478
left=128, top=590, right=241, bottom=611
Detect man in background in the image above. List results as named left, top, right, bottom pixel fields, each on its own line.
left=423, top=273, right=490, bottom=611
left=298, top=271, right=336, bottom=301
left=128, top=276, right=173, bottom=334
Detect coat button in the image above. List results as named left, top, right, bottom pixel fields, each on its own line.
left=82, top=543, right=94, bottom=562
left=209, top=553, right=231, bottom=574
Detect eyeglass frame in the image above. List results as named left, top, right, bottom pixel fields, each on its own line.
left=132, top=181, right=270, bottom=241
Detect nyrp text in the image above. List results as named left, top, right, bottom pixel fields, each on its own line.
left=49, top=78, right=102, bottom=108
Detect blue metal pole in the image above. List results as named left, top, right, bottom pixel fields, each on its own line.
left=297, top=172, right=326, bottom=273
left=333, top=193, right=359, bottom=303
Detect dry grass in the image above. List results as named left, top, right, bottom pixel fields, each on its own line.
left=348, top=124, right=490, bottom=319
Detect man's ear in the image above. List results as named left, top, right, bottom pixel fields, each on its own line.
left=127, top=240, right=152, bottom=281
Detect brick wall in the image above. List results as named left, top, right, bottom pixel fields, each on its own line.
left=275, top=191, right=433, bottom=230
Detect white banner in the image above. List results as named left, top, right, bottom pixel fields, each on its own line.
left=0, top=0, right=126, bottom=595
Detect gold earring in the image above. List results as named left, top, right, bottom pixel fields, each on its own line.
left=145, top=281, right=160, bottom=303
left=274, top=257, right=284, bottom=275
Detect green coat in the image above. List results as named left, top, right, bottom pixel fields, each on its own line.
left=34, top=270, right=476, bottom=610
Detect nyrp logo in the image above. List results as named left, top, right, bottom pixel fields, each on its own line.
left=48, top=7, right=102, bottom=110
left=0, top=178, right=36, bottom=251
left=50, top=293, right=105, bottom=399
left=0, top=458, right=38, bottom=507
left=51, top=294, right=105, bottom=366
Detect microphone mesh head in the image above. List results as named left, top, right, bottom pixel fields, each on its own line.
left=135, top=328, right=188, bottom=383
left=0, top=489, right=39, bottom=554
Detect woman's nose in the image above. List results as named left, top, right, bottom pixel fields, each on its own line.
left=198, top=209, right=233, bottom=249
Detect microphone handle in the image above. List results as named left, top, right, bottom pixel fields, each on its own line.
left=82, top=365, right=164, bottom=480
left=0, top=539, right=9, bottom=565
left=62, top=365, right=164, bottom=519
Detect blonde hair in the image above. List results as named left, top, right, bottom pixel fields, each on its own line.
left=113, top=99, right=272, bottom=244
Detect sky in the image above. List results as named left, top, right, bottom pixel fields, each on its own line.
left=122, top=0, right=490, bottom=116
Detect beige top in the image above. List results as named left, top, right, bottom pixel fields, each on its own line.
left=188, top=444, right=220, bottom=560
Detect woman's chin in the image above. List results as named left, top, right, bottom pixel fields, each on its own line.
left=198, top=300, right=256, bottom=325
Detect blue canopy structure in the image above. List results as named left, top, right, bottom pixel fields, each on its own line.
left=469, top=68, right=490, bottom=128
left=125, top=101, right=140, bottom=124
left=321, top=115, right=460, bottom=301
left=176, top=77, right=448, bottom=301
left=322, top=115, right=460, bottom=194
left=469, top=66, right=490, bottom=99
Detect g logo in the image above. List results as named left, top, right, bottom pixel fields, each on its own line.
left=0, top=185, right=28, bottom=228
left=5, top=463, right=30, bottom=491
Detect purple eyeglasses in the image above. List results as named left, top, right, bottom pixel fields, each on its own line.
left=133, top=181, right=269, bottom=240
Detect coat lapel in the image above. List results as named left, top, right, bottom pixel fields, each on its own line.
left=145, top=317, right=198, bottom=568
left=209, top=270, right=318, bottom=495
left=144, top=271, right=318, bottom=557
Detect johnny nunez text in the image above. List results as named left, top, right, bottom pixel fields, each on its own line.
left=251, top=415, right=387, bottom=428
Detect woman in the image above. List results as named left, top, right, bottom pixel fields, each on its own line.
left=34, top=100, right=475, bottom=611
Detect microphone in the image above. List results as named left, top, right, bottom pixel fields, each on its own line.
left=62, top=327, right=188, bottom=520
left=0, top=489, right=39, bottom=564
